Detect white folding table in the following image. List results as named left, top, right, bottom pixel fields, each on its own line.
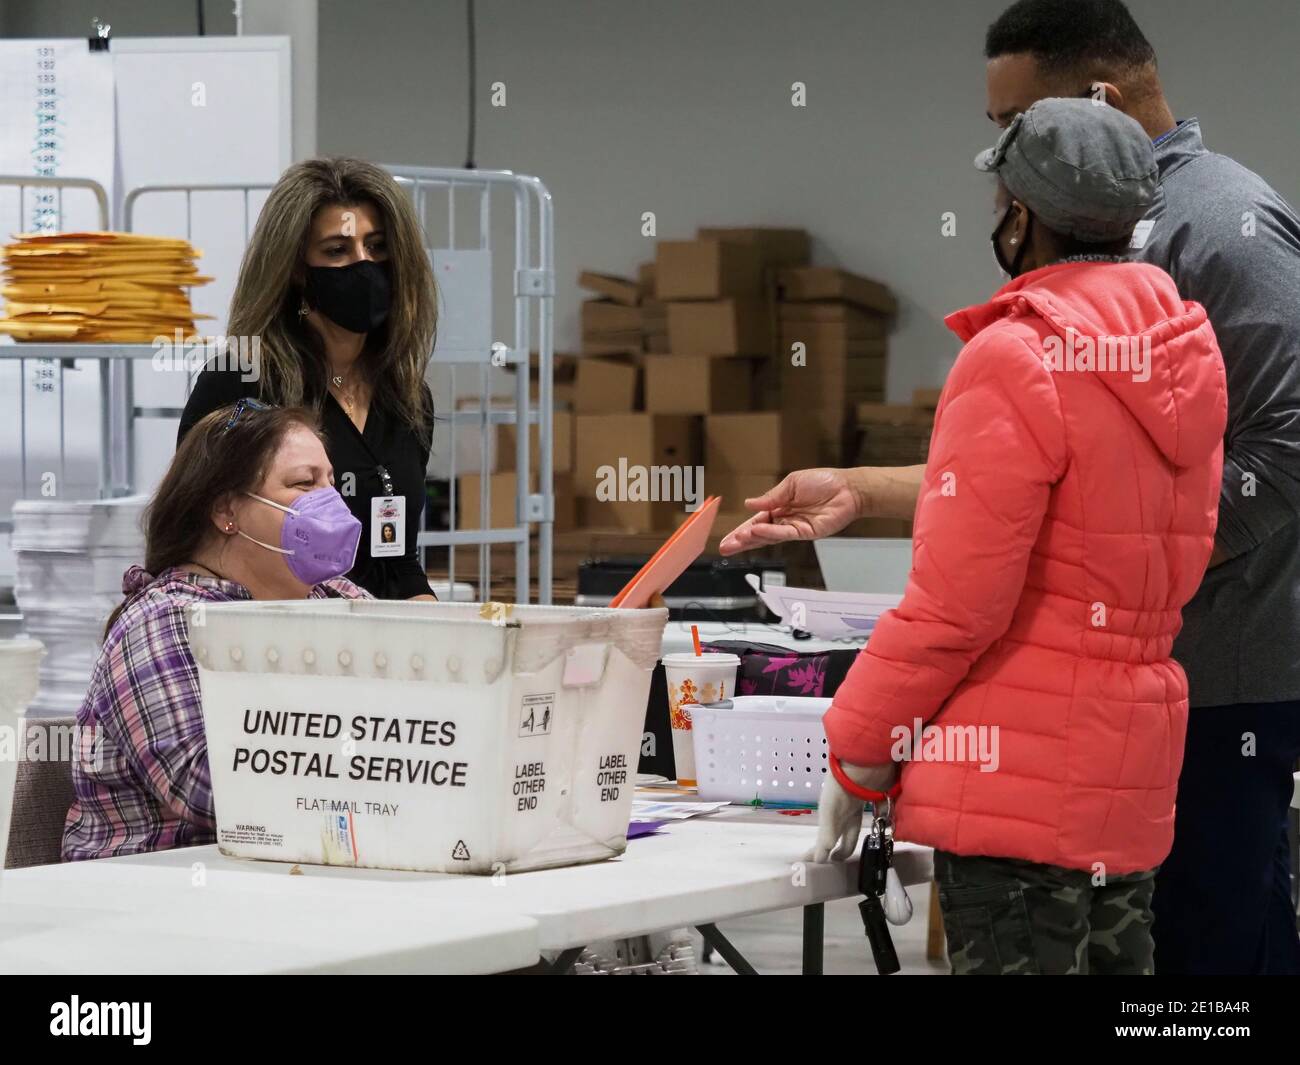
left=0, top=871, right=540, bottom=975
left=1, top=802, right=931, bottom=975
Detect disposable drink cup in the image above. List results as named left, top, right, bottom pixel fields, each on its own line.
left=662, top=652, right=740, bottom=787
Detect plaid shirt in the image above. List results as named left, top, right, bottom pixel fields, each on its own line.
left=62, top=564, right=370, bottom=862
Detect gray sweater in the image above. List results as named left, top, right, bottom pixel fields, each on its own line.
left=1134, top=119, right=1300, bottom=706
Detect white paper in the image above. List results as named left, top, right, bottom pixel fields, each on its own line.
left=745, top=574, right=901, bottom=640
left=630, top=800, right=732, bottom=822
left=0, top=41, right=116, bottom=234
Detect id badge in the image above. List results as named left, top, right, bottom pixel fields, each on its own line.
left=371, top=495, right=406, bottom=557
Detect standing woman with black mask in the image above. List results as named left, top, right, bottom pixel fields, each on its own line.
left=178, top=158, right=438, bottom=600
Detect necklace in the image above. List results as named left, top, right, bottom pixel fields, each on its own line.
left=329, top=365, right=360, bottom=414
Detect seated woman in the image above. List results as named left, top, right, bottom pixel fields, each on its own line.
left=62, top=400, right=370, bottom=862
left=814, top=99, right=1227, bottom=974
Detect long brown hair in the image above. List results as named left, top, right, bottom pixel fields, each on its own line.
left=227, top=157, right=436, bottom=433
left=105, top=403, right=322, bottom=637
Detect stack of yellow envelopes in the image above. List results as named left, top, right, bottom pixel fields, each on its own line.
left=0, top=231, right=213, bottom=343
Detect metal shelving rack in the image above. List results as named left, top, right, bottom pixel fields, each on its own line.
left=0, top=169, right=557, bottom=604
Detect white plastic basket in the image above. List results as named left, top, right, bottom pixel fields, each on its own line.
left=190, top=599, right=667, bottom=875
left=687, top=696, right=832, bottom=804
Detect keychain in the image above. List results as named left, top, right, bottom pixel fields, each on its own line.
left=852, top=801, right=904, bottom=972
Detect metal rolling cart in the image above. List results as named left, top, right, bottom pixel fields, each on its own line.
left=384, top=165, right=556, bottom=605
left=0, top=167, right=557, bottom=606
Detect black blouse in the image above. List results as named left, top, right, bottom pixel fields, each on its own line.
left=177, top=367, right=435, bottom=600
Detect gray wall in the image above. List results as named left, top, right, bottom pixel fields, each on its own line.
left=313, top=0, right=1300, bottom=400
left=5, top=0, right=1300, bottom=401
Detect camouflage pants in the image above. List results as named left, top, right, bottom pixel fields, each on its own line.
left=934, top=850, right=1157, bottom=975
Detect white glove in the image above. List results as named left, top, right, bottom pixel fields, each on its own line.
left=808, top=760, right=898, bottom=864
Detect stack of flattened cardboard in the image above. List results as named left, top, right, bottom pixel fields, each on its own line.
left=836, top=389, right=938, bottom=539
left=775, top=266, right=897, bottom=466
left=0, top=231, right=211, bottom=342
left=852, top=388, right=938, bottom=467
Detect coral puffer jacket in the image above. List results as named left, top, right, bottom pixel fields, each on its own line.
left=824, top=260, right=1226, bottom=875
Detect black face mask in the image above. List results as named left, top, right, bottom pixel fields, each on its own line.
left=304, top=259, right=391, bottom=334
left=991, top=204, right=1031, bottom=279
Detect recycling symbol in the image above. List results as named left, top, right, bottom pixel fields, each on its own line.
left=452, top=840, right=471, bottom=861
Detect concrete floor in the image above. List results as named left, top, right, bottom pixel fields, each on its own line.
left=698, top=880, right=948, bottom=975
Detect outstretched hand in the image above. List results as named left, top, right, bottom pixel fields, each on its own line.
left=718, top=468, right=863, bottom=556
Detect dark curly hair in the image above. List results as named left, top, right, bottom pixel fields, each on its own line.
left=986, top=0, right=1157, bottom=75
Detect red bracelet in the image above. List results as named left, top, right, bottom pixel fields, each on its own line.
left=829, top=753, right=902, bottom=802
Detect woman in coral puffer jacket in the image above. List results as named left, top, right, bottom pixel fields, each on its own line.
left=817, top=100, right=1227, bottom=974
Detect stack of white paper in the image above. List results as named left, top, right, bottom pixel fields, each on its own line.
left=10, top=496, right=147, bottom=715
left=745, top=574, right=902, bottom=640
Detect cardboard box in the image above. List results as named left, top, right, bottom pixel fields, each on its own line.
left=580, top=331, right=642, bottom=357
left=779, top=326, right=887, bottom=363
left=500, top=409, right=573, bottom=474
left=553, top=473, right=577, bottom=531
left=697, top=226, right=811, bottom=268
left=574, top=356, right=639, bottom=412
left=778, top=301, right=889, bottom=338
left=458, top=471, right=576, bottom=531
left=643, top=354, right=754, bottom=414
left=574, top=413, right=702, bottom=493
left=576, top=494, right=681, bottom=533
left=643, top=332, right=671, bottom=355
left=667, top=298, right=770, bottom=356
left=776, top=267, right=897, bottom=316
left=456, top=471, right=524, bottom=530
left=782, top=355, right=887, bottom=399
left=530, top=379, right=576, bottom=409
left=637, top=261, right=656, bottom=298
left=912, top=387, right=944, bottom=410
left=578, top=271, right=640, bottom=307
left=582, top=299, right=643, bottom=334
left=640, top=298, right=668, bottom=329
left=673, top=505, right=753, bottom=537
left=700, top=471, right=781, bottom=513
left=574, top=413, right=704, bottom=530
left=655, top=239, right=763, bottom=300
left=856, top=402, right=935, bottom=427
left=705, top=411, right=819, bottom=476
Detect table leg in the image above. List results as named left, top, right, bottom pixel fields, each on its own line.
left=695, top=923, right=760, bottom=975
left=545, top=946, right=586, bottom=974
left=802, top=903, right=824, bottom=975
left=926, top=879, right=946, bottom=962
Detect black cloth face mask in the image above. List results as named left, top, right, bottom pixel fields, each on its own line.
left=991, top=204, right=1031, bottom=280
left=304, top=259, right=392, bottom=334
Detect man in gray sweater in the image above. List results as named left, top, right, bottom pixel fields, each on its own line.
left=723, top=0, right=1300, bottom=974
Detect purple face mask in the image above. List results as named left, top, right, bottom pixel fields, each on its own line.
left=239, top=487, right=362, bottom=585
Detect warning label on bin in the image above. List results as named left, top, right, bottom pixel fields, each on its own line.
left=219, top=823, right=284, bottom=848
left=518, top=693, right=554, bottom=737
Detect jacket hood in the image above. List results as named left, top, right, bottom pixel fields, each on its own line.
left=945, top=261, right=1225, bottom=468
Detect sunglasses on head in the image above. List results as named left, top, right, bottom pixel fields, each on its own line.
left=222, top=397, right=272, bottom=433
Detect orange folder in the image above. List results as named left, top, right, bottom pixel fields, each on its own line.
left=609, top=496, right=721, bottom=609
